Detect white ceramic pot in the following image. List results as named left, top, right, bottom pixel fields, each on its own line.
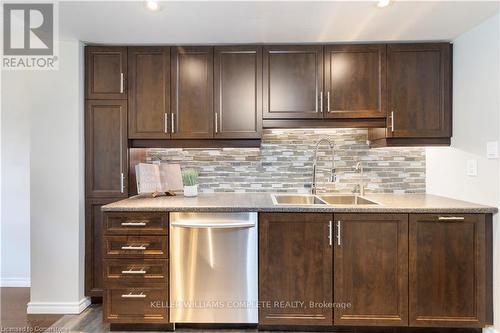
left=184, top=185, right=198, bottom=197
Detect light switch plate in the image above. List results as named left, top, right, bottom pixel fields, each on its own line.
left=467, top=159, right=478, bottom=176
left=486, top=141, right=498, bottom=159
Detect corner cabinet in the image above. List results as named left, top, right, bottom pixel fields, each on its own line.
left=369, top=43, right=452, bottom=147
left=259, top=213, right=333, bottom=326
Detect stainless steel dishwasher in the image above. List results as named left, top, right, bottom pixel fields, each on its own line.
left=169, top=212, right=258, bottom=324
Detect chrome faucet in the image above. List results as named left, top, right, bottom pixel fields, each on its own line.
left=311, top=138, right=336, bottom=195
left=353, top=161, right=365, bottom=196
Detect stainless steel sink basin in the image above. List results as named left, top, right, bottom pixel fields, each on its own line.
left=318, top=195, right=379, bottom=206
left=271, top=194, right=327, bottom=205
left=271, top=194, right=380, bottom=206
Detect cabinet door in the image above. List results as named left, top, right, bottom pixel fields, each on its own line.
left=333, top=214, right=408, bottom=326
left=214, top=46, right=262, bottom=139
left=171, top=46, right=213, bottom=139
left=388, top=43, right=451, bottom=138
left=324, top=44, right=386, bottom=119
left=409, top=214, right=487, bottom=327
left=128, top=47, right=170, bottom=139
left=85, top=100, right=128, bottom=197
left=259, top=213, right=332, bottom=326
left=85, top=197, right=119, bottom=298
left=263, top=46, right=323, bottom=119
left=86, top=47, right=127, bottom=99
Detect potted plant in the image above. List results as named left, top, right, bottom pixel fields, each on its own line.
left=182, top=169, right=199, bottom=197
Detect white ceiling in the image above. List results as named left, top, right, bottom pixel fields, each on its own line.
left=59, top=1, right=500, bottom=44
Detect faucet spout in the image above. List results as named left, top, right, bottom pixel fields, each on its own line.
left=311, top=138, right=336, bottom=195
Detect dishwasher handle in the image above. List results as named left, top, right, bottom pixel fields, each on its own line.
left=170, top=221, right=255, bottom=229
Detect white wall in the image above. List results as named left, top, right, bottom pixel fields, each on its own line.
left=27, top=39, right=87, bottom=314
left=1, top=40, right=87, bottom=313
left=426, top=13, right=500, bottom=331
left=0, top=68, right=31, bottom=287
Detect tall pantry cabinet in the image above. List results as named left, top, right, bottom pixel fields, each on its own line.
left=85, top=46, right=129, bottom=298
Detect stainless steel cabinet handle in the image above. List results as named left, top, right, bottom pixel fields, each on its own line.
left=215, top=113, right=218, bottom=134
left=164, top=113, right=168, bottom=134
left=336, top=221, right=341, bottom=246
left=319, top=91, right=323, bottom=112
left=121, top=292, right=146, bottom=298
left=121, top=221, right=148, bottom=226
left=120, top=172, right=124, bottom=193
left=171, top=222, right=255, bottom=229
left=391, top=111, right=395, bottom=132
left=171, top=113, right=175, bottom=134
left=327, top=91, right=331, bottom=113
left=328, top=221, right=332, bottom=246
left=438, top=216, right=465, bottom=221
left=121, top=245, right=147, bottom=250
left=120, top=73, right=124, bottom=93
left=121, top=268, right=147, bottom=275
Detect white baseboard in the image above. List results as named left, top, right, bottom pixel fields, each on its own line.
left=0, top=277, right=31, bottom=287
left=27, top=297, right=91, bottom=314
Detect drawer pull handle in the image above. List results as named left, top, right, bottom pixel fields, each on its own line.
left=121, top=245, right=147, bottom=250
left=121, top=221, right=148, bottom=226
left=121, top=292, right=146, bottom=299
left=121, top=268, right=147, bottom=275
left=438, top=216, right=465, bottom=221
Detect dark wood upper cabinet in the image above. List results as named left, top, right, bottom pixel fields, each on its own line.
left=171, top=46, right=214, bottom=139
left=259, top=213, right=333, bottom=326
left=214, top=46, right=263, bottom=139
left=333, top=213, right=408, bottom=326
left=85, top=100, right=128, bottom=198
left=128, top=47, right=170, bottom=139
left=86, top=47, right=127, bottom=100
left=387, top=43, right=451, bottom=138
left=324, top=44, right=386, bottom=119
left=409, top=214, right=489, bottom=327
left=263, top=45, right=324, bottom=119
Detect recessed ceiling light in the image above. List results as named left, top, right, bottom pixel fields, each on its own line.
left=145, top=0, right=160, bottom=11
left=376, top=0, right=391, bottom=8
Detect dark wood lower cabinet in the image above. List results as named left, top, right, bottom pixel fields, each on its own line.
left=85, top=198, right=121, bottom=298
left=409, top=214, right=490, bottom=328
left=333, top=213, right=408, bottom=326
left=259, top=213, right=333, bottom=326
left=104, top=286, right=169, bottom=324
left=259, top=212, right=492, bottom=329
left=102, top=211, right=170, bottom=326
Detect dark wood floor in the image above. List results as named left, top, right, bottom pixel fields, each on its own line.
left=0, top=287, right=63, bottom=332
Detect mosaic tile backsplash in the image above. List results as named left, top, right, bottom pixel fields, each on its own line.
left=146, top=129, right=426, bottom=194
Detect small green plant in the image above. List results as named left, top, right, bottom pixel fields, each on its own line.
left=182, top=169, right=198, bottom=186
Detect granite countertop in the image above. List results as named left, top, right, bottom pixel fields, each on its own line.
left=102, top=193, right=498, bottom=214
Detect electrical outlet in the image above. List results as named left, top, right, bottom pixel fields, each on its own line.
left=486, top=141, right=498, bottom=159
left=467, top=159, right=478, bottom=176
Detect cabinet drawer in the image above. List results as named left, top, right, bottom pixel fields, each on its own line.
left=104, top=212, right=168, bottom=235
left=104, top=235, right=168, bottom=258
left=104, top=259, right=168, bottom=285
left=104, top=286, right=168, bottom=324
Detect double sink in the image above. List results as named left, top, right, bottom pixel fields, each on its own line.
left=271, top=194, right=379, bottom=206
